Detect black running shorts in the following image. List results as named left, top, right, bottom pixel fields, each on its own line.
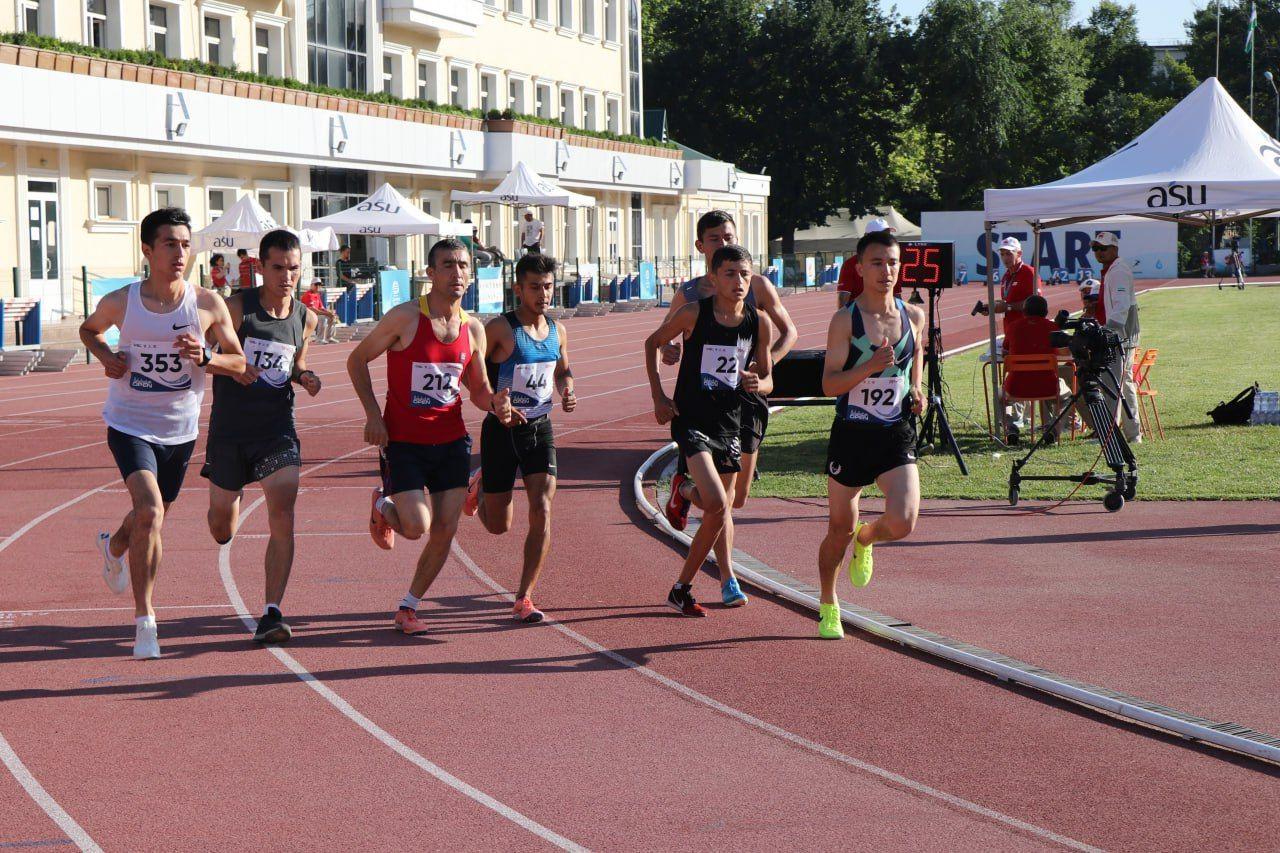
left=825, top=418, right=917, bottom=489
left=382, top=436, right=472, bottom=496
left=673, top=420, right=742, bottom=475
left=201, top=433, right=301, bottom=492
left=480, top=414, right=557, bottom=494
left=106, top=427, right=196, bottom=503
left=739, top=391, right=771, bottom=455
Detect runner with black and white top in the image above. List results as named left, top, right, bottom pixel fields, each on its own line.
left=464, top=253, right=577, bottom=623
left=815, top=229, right=925, bottom=640
left=79, top=207, right=245, bottom=659
left=203, top=230, right=322, bottom=644
left=645, top=245, right=773, bottom=617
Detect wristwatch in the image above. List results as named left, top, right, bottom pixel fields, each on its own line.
left=198, top=345, right=212, bottom=367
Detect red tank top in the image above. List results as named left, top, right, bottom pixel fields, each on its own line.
left=384, top=299, right=472, bottom=445
left=1096, top=261, right=1112, bottom=326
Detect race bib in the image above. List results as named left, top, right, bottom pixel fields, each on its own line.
left=845, top=375, right=906, bottom=422
left=512, top=361, right=554, bottom=412
left=127, top=340, right=192, bottom=393
left=410, top=361, right=463, bottom=408
left=700, top=343, right=746, bottom=391
left=244, top=337, right=296, bottom=389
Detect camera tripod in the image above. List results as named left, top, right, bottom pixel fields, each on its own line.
left=914, top=286, right=968, bottom=475
left=1008, top=363, right=1138, bottom=511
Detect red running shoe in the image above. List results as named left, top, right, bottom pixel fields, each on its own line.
left=665, top=473, right=691, bottom=531
left=370, top=489, right=395, bottom=550
left=463, top=469, right=482, bottom=517
left=394, top=608, right=429, bottom=636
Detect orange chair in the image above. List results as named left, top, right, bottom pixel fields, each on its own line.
left=1133, top=348, right=1164, bottom=439
left=1002, top=354, right=1073, bottom=440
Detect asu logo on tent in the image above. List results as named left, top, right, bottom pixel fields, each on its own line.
left=1146, top=183, right=1207, bottom=208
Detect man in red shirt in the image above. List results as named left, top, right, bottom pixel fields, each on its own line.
left=836, top=218, right=903, bottom=307
left=1002, top=295, right=1070, bottom=443
left=236, top=249, right=262, bottom=290
left=300, top=277, right=339, bottom=343
left=977, top=236, right=1039, bottom=336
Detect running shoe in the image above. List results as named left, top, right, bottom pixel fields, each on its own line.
left=369, top=488, right=394, bottom=550
left=133, top=616, right=161, bottom=660
left=817, top=603, right=845, bottom=640
left=463, top=469, right=482, bottom=517
left=394, top=607, right=430, bottom=636
left=513, top=596, right=545, bottom=623
left=253, top=608, right=293, bottom=644
left=97, top=531, right=129, bottom=595
left=666, top=584, right=707, bottom=617
left=848, top=521, right=874, bottom=588
left=665, top=473, right=691, bottom=531
left=721, top=577, right=748, bottom=607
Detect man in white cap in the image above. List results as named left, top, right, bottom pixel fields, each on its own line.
left=977, top=236, right=1040, bottom=442
left=836, top=218, right=900, bottom=308
left=1090, top=231, right=1141, bottom=442
left=520, top=209, right=545, bottom=256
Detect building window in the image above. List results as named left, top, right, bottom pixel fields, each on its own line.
left=147, top=3, right=169, bottom=54
left=507, top=0, right=523, bottom=13
left=153, top=184, right=184, bottom=210
left=627, top=0, right=641, bottom=135
left=92, top=180, right=127, bottom=220
left=480, top=71, right=498, bottom=114
left=19, top=0, right=40, bottom=33
left=257, top=190, right=287, bottom=220
left=255, top=25, right=271, bottom=74
left=603, top=0, right=617, bottom=43
left=558, top=0, right=572, bottom=29
left=582, top=93, right=597, bottom=131
left=449, top=65, right=470, bottom=108
left=86, top=0, right=109, bottom=47
left=207, top=188, right=230, bottom=220
left=582, top=0, right=595, bottom=36
left=584, top=206, right=596, bottom=258
left=308, top=0, right=367, bottom=91
left=534, top=0, right=550, bottom=24
left=203, top=14, right=227, bottom=66
left=535, top=82, right=553, bottom=119
left=417, top=58, right=439, bottom=102
left=559, top=89, right=576, bottom=127
left=607, top=209, right=619, bottom=260
left=630, top=192, right=643, bottom=260
left=382, top=55, right=395, bottom=94
left=508, top=77, right=526, bottom=113
left=606, top=96, right=621, bottom=134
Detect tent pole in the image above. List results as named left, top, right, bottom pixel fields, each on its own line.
left=984, top=221, right=1002, bottom=441
left=1031, top=222, right=1041, bottom=288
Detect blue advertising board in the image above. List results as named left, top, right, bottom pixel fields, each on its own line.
left=93, top=276, right=136, bottom=347
left=638, top=262, right=657, bottom=300
left=476, top=267, right=504, bottom=314
left=378, top=269, right=410, bottom=311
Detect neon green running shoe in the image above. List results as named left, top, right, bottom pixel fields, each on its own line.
left=848, top=521, right=874, bottom=588
left=817, top=603, right=844, bottom=639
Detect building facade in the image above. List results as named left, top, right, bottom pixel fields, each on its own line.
left=0, top=0, right=769, bottom=320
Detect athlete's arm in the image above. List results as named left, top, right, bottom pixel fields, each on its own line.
left=347, top=303, right=413, bottom=448
left=293, top=310, right=322, bottom=397
left=555, top=321, right=576, bottom=412
left=742, top=312, right=774, bottom=396
left=194, top=289, right=246, bottom=376
left=905, top=302, right=927, bottom=415
left=484, top=315, right=515, bottom=364
left=821, top=309, right=892, bottom=397
left=78, top=287, right=129, bottom=379
left=752, top=274, right=798, bottom=363
left=659, top=287, right=688, bottom=365
left=463, top=317, right=521, bottom=426
left=644, top=303, right=697, bottom=423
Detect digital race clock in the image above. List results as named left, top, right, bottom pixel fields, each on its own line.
left=897, top=241, right=955, bottom=290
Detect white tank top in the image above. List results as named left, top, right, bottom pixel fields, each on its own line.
left=102, top=281, right=206, bottom=445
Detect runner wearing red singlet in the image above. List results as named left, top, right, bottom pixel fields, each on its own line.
left=347, top=238, right=519, bottom=636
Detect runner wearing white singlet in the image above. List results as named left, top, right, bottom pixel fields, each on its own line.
left=79, top=207, right=245, bottom=660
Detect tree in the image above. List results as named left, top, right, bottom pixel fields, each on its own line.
left=1183, top=0, right=1280, bottom=119
left=1074, top=1, right=1154, bottom=103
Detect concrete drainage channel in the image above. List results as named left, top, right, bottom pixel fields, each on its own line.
left=633, top=442, right=1280, bottom=767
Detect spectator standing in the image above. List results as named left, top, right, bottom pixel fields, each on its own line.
left=210, top=254, right=230, bottom=296
left=521, top=210, right=544, bottom=255
left=236, top=248, right=262, bottom=291
left=1091, top=232, right=1141, bottom=442
left=1200, top=250, right=1212, bottom=278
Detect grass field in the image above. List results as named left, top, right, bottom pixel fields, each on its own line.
left=756, top=286, right=1280, bottom=501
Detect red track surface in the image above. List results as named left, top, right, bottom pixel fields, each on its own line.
left=2, top=280, right=1276, bottom=851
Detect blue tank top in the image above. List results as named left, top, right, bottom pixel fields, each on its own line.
left=488, top=312, right=560, bottom=420
left=680, top=276, right=757, bottom=307
left=834, top=298, right=914, bottom=427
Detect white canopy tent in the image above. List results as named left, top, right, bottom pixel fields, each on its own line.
left=978, top=76, right=1280, bottom=436
left=768, top=207, right=920, bottom=254
left=192, top=194, right=339, bottom=253
left=450, top=161, right=595, bottom=209
left=303, top=183, right=470, bottom=237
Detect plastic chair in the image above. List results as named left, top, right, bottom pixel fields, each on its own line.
left=1133, top=348, right=1164, bottom=439
left=1003, top=354, right=1072, bottom=440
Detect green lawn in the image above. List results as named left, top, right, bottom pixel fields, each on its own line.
left=757, top=286, right=1280, bottom=501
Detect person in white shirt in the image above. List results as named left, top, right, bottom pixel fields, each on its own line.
left=1090, top=232, right=1141, bottom=442
left=521, top=210, right=545, bottom=255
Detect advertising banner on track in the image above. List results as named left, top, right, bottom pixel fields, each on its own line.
left=378, top=269, right=410, bottom=311
left=638, top=262, right=657, bottom=300
left=476, top=267, right=503, bottom=314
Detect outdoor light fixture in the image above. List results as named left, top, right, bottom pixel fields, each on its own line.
left=165, top=92, right=190, bottom=139
left=450, top=130, right=467, bottom=165
left=612, top=155, right=627, bottom=182
left=556, top=140, right=570, bottom=172
left=670, top=161, right=683, bottom=188
left=329, top=115, right=349, bottom=155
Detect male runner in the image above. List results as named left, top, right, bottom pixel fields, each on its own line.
left=645, top=245, right=772, bottom=615
left=660, top=210, right=796, bottom=509
left=348, top=238, right=517, bottom=636
left=463, top=253, right=577, bottom=623
left=815, top=229, right=925, bottom=640
left=203, top=229, right=322, bottom=644
left=79, top=207, right=245, bottom=659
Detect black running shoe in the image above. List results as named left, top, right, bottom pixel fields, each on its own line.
left=666, top=585, right=707, bottom=617
left=253, top=608, right=293, bottom=644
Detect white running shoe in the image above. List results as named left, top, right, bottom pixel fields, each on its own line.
left=97, top=532, right=129, bottom=595
left=133, top=617, right=160, bottom=660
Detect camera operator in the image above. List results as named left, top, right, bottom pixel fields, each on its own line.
left=1002, top=295, right=1072, bottom=444
left=977, top=236, right=1041, bottom=442
left=1090, top=232, right=1141, bottom=442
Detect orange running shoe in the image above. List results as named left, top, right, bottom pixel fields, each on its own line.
left=394, top=608, right=429, bottom=635
left=512, top=596, right=544, bottom=623
left=369, top=488, right=394, bottom=550
left=463, top=469, right=482, bottom=517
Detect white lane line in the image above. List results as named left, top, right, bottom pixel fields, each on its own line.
left=216, top=446, right=589, bottom=853
left=449, top=543, right=1102, bottom=853
left=1, top=605, right=234, bottom=616
left=0, top=443, right=108, bottom=471
left=0, top=733, right=101, bottom=853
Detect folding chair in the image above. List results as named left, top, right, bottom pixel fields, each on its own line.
left=1003, top=354, right=1072, bottom=441
left=1133, top=348, right=1164, bottom=440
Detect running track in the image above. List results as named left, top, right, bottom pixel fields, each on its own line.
left=1, top=280, right=1276, bottom=850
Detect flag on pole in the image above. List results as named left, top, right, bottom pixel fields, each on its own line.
left=1246, top=1, right=1257, bottom=53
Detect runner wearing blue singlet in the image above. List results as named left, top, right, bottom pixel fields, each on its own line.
left=466, top=253, right=576, bottom=623
left=814, top=229, right=926, bottom=641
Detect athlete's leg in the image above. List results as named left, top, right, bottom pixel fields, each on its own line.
left=477, top=489, right=515, bottom=535
left=381, top=489, right=431, bottom=540
left=516, top=473, right=556, bottom=598
left=260, top=464, right=300, bottom=607
left=711, top=471, right=738, bottom=584
left=857, top=464, right=920, bottom=547
left=733, top=452, right=756, bottom=509
left=122, top=470, right=167, bottom=618
left=818, top=479, right=860, bottom=605
left=676, top=453, right=730, bottom=585
left=406, top=487, right=465, bottom=598
left=207, top=483, right=242, bottom=545
left=108, top=510, right=135, bottom=559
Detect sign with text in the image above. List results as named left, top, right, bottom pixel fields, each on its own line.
left=378, top=269, right=410, bottom=311
left=476, top=267, right=503, bottom=314
left=638, top=262, right=657, bottom=300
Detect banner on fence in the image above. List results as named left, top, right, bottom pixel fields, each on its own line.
left=92, top=276, right=135, bottom=347
left=804, top=256, right=816, bottom=288
left=476, top=267, right=503, bottom=314
left=378, top=269, right=410, bottom=311
left=638, top=262, right=657, bottom=300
